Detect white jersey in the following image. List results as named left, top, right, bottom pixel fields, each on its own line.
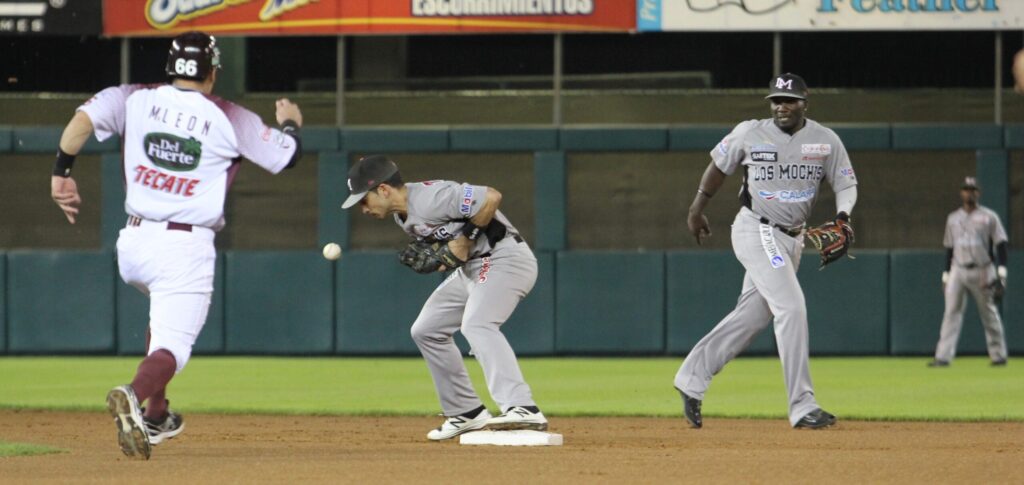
left=79, top=84, right=297, bottom=230
left=713, top=119, right=857, bottom=228
left=943, top=205, right=1008, bottom=267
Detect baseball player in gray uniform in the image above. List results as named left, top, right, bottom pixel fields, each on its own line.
left=675, top=73, right=858, bottom=429
left=929, top=177, right=1009, bottom=367
left=341, top=155, right=546, bottom=440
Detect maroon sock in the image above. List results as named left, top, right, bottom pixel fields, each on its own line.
left=144, top=390, right=168, bottom=421
left=130, top=349, right=176, bottom=405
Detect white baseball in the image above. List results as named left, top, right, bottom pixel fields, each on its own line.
left=322, top=242, right=342, bottom=261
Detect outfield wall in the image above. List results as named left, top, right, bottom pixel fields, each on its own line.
left=1, top=125, right=1021, bottom=356
left=1, top=248, right=1021, bottom=356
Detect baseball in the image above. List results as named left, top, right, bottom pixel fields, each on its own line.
left=322, top=242, right=342, bottom=261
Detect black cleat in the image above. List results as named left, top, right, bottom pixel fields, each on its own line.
left=927, top=359, right=950, bottom=368
left=794, top=409, right=837, bottom=429
left=675, top=387, right=702, bottom=429
left=991, top=359, right=1007, bottom=367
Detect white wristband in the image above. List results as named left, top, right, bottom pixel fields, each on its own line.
left=941, top=271, right=949, bottom=284
left=997, top=266, right=1007, bottom=280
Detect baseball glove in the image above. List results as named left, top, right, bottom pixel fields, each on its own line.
left=398, top=240, right=466, bottom=274
left=806, top=214, right=854, bottom=270
left=989, top=278, right=1005, bottom=305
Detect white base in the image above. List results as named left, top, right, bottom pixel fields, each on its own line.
left=459, top=430, right=563, bottom=446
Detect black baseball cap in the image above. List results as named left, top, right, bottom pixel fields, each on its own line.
left=765, top=73, right=808, bottom=100
left=341, top=155, right=399, bottom=209
left=961, top=176, right=980, bottom=190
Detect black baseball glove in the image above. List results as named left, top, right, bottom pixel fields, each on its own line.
left=989, top=278, right=1005, bottom=305
left=398, top=240, right=466, bottom=274
left=806, top=214, right=854, bottom=270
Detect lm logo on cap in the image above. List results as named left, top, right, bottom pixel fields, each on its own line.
left=776, top=78, right=793, bottom=90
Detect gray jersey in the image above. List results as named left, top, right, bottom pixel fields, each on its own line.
left=395, top=181, right=519, bottom=258
left=713, top=119, right=857, bottom=228
left=943, top=206, right=1008, bottom=267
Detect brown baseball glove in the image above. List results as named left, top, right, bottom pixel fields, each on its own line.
left=398, top=240, right=466, bottom=274
left=806, top=214, right=854, bottom=269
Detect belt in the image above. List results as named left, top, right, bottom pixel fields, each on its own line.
left=477, top=234, right=524, bottom=259
left=758, top=216, right=802, bottom=238
left=958, top=262, right=989, bottom=269
left=127, top=215, right=193, bottom=232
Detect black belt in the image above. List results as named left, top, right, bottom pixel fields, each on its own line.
left=758, top=216, right=802, bottom=238
left=958, top=262, right=987, bottom=269
left=127, top=215, right=193, bottom=232
left=477, top=235, right=524, bottom=259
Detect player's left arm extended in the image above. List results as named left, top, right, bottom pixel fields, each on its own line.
left=835, top=185, right=857, bottom=221
left=448, top=187, right=502, bottom=260
left=50, top=111, right=96, bottom=224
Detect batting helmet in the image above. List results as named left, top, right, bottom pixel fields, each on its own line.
left=165, top=31, right=220, bottom=81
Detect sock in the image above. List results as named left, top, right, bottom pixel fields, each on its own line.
left=144, top=392, right=168, bottom=421
left=130, top=349, right=176, bottom=405
left=462, top=405, right=486, bottom=419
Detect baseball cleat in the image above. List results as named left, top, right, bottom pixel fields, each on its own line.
left=144, top=409, right=185, bottom=445
left=794, top=409, right=837, bottom=429
left=675, top=387, right=703, bottom=429
left=427, top=406, right=492, bottom=440
left=106, top=385, right=152, bottom=459
left=927, top=359, right=950, bottom=368
left=486, top=406, right=548, bottom=431
left=991, top=359, right=1007, bottom=367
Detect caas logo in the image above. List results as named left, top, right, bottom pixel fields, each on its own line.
left=144, top=133, right=202, bottom=171
left=146, top=0, right=317, bottom=29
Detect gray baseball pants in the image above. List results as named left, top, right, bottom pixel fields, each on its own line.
left=675, top=208, right=820, bottom=426
left=410, top=239, right=538, bottom=416
left=934, top=264, right=1008, bottom=362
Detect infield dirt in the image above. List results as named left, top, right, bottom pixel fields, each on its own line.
left=0, top=410, right=1020, bottom=484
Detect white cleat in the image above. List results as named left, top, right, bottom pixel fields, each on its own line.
left=106, top=385, right=151, bottom=460
left=144, top=409, right=185, bottom=446
left=427, top=408, right=493, bottom=441
left=486, top=406, right=548, bottom=431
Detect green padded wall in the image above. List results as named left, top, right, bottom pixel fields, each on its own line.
left=12, top=126, right=118, bottom=153
left=0, top=126, right=11, bottom=151
left=798, top=251, right=889, bottom=355
left=668, top=125, right=731, bottom=151
left=341, top=128, right=449, bottom=152
left=450, top=127, right=558, bottom=151
left=1003, top=251, right=1024, bottom=353
left=7, top=251, right=115, bottom=353
left=1005, top=124, right=1024, bottom=148
left=830, top=124, right=891, bottom=150
left=534, top=152, right=566, bottom=252
left=891, top=124, right=1002, bottom=150
left=889, top=251, right=989, bottom=355
left=302, top=127, right=340, bottom=151
left=116, top=255, right=225, bottom=355
left=224, top=251, right=334, bottom=354
left=0, top=253, right=5, bottom=352
left=335, top=252, right=443, bottom=354
left=318, top=151, right=350, bottom=249
left=666, top=251, right=776, bottom=356
left=560, top=127, right=667, bottom=151
left=976, top=150, right=1009, bottom=227
left=556, top=251, right=665, bottom=354
left=101, top=153, right=126, bottom=250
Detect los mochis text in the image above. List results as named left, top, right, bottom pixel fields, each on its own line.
left=751, top=164, right=825, bottom=182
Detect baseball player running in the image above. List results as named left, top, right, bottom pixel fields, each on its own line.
left=341, top=155, right=546, bottom=440
left=50, top=32, right=303, bottom=459
left=928, top=177, right=1009, bottom=367
left=674, top=73, right=858, bottom=429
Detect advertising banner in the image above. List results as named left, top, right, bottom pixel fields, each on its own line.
left=104, top=0, right=636, bottom=36
left=638, top=0, right=1024, bottom=31
left=0, top=0, right=102, bottom=35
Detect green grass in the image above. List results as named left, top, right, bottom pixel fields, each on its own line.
left=0, top=356, right=1020, bottom=421
left=0, top=441, right=64, bottom=457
